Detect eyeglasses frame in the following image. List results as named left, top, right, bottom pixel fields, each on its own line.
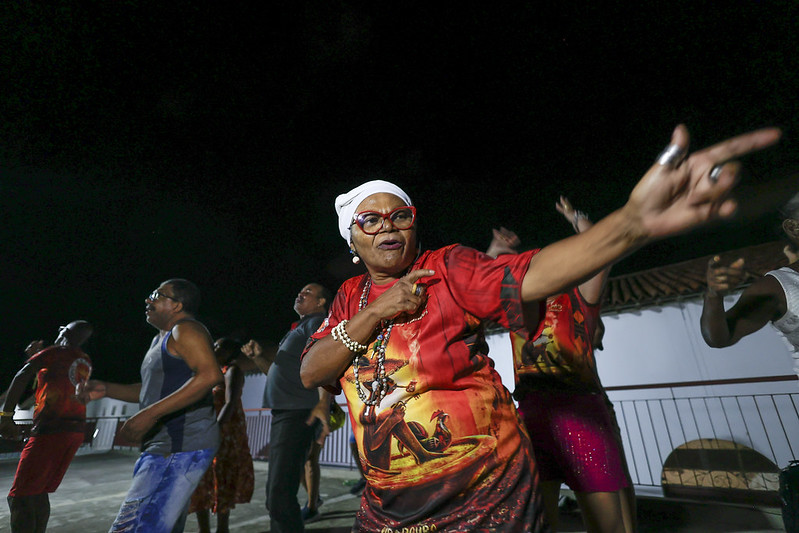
left=351, top=206, right=417, bottom=235
left=149, top=289, right=181, bottom=303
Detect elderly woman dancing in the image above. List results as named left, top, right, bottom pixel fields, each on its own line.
left=300, top=125, right=780, bottom=532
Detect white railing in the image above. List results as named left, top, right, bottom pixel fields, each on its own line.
left=244, top=405, right=359, bottom=470
left=607, top=376, right=799, bottom=502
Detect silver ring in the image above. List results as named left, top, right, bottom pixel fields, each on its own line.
left=709, top=165, right=723, bottom=184
left=656, top=144, right=687, bottom=166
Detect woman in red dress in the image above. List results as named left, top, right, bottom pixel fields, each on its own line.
left=190, top=338, right=255, bottom=533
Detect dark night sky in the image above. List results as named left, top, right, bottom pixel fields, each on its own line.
left=1, top=1, right=798, bottom=387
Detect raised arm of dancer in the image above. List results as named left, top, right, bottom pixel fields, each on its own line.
left=242, top=339, right=277, bottom=375
left=700, top=256, right=786, bottom=347
left=554, top=196, right=610, bottom=305
left=82, top=380, right=142, bottom=404
left=522, top=125, right=781, bottom=302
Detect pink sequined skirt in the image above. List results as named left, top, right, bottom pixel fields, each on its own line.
left=517, top=390, right=631, bottom=493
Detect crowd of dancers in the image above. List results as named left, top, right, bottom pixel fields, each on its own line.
left=2, top=123, right=794, bottom=533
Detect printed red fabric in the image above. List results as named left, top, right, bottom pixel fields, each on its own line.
left=27, top=346, right=91, bottom=433
left=306, top=245, right=547, bottom=532
left=511, top=288, right=603, bottom=393
left=188, top=365, right=254, bottom=514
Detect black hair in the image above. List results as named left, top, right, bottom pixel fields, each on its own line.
left=162, top=278, right=201, bottom=314
left=214, top=337, right=244, bottom=365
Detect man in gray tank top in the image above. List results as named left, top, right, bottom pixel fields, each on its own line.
left=83, top=279, right=223, bottom=532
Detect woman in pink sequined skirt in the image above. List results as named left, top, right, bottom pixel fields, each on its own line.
left=489, top=199, right=636, bottom=533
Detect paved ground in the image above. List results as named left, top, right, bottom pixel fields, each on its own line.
left=0, top=450, right=787, bottom=532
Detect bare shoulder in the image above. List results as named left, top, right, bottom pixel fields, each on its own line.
left=226, top=362, right=245, bottom=377
left=169, top=320, right=214, bottom=359
left=171, top=320, right=212, bottom=341
left=227, top=363, right=246, bottom=384
left=755, top=272, right=788, bottom=295
left=739, top=273, right=788, bottom=320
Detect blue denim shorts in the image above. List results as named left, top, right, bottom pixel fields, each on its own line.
left=109, top=448, right=215, bottom=533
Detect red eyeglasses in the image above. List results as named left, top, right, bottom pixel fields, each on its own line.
left=351, top=206, right=416, bottom=235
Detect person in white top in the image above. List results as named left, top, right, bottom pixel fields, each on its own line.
left=700, top=193, right=799, bottom=363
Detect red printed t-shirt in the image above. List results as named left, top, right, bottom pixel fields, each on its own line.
left=511, top=288, right=602, bottom=394
left=27, top=345, right=92, bottom=433
left=306, top=245, right=547, bottom=533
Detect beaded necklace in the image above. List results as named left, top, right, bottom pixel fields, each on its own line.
left=353, top=277, right=393, bottom=405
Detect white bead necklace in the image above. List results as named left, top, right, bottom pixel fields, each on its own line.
left=353, top=277, right=392, bottom=406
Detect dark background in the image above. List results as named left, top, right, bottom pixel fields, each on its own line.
left=1, top=1, right=798, bottom=387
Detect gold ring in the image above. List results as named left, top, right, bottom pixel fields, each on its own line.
left=412, top=283, right=423, bottom=296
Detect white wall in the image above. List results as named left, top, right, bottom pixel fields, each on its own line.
left=599, top=293, right=798, bottom=397
left=484, top=292, right=798, bottom=397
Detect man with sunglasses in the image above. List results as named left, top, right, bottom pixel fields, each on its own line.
left=1, top=320, right=93, bottom=533
left=82, top=279, right=223, bottom=532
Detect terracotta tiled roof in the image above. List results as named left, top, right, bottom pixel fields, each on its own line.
left=602, top=241, right=790, bottom=313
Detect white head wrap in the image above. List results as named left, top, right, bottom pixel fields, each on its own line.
left=335, top=180, right=413, bottom=243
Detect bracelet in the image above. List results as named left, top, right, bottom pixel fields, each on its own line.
left=572, top=210, right=589, bottom=233
left=331, top=320, right=368, bottom=353
left=332, top=320, right=368, bottom=353
left=0, top=411, right=15, bottom=418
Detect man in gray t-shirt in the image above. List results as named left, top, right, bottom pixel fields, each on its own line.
left=244, top=283, right=332, bottom=533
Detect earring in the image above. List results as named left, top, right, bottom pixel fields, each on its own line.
left=350, top=248, right=361, bottom=264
